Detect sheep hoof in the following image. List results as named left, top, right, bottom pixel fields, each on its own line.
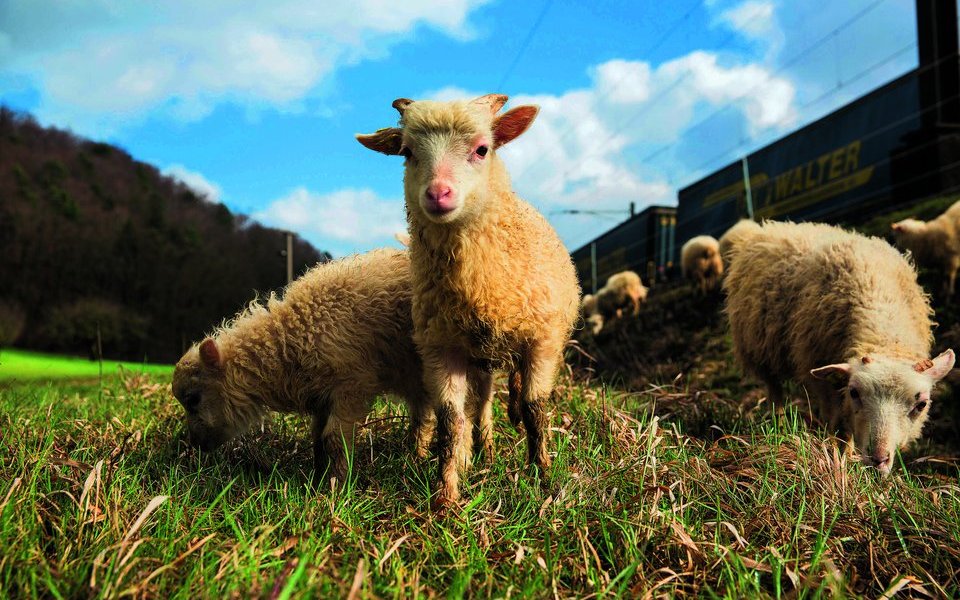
left=432, top=489, right=461, bottom=512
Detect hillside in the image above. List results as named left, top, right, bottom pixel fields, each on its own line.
left=0, top=107, right=330, bottom=363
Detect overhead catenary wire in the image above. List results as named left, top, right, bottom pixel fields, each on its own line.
left=562, top=0, right=894, bottom=202
left=495, top=0, right=554, bottom=93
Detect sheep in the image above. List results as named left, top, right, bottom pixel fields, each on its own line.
left=718, top=219, right=761, bottom=268
left=172, top=249, right=447, bottom=481
left=596, top=270, right=647, bottom=322
left=357, top=94, right=581, bottom=505
left=891, top=200, right=960, bottom=298
left=681, top=235, right=723, bottom=294
left=724, top=220, right=955, bottom=475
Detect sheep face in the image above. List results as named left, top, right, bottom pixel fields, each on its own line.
left=811, top=350, right=955, bottom=475
left=357, top=94, right=539, bottom=225
left=172, top=339, right=263, bottom=451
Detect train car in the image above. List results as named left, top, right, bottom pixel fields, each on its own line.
left=674, top=67, right=952, bottom=246
left=570, top=205, right=676, bottom=294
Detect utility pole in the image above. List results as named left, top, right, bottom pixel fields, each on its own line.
left=285, top=231, right=293, bottom=285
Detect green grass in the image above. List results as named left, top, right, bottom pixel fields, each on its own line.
left=1, top=372, right=958, bottom=597
left=0, top=349, right=172, bottom=382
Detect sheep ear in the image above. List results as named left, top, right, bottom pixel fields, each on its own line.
left=891, top=222, right=902, bottom=232
left=356, top=127, right=403, bottom=156
left=919, top=349, right=955, bottom=381
left=493, top=105, right=539, bottom=148
left=472, top=93, right=509, bottom=114
left=810, top=363, right=851, bottom=385
left=198, top=338, right=222, bottom=370
left=392, top=98, right=414, bottom=115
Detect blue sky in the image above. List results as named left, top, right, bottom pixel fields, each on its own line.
left=1, top=0, right=919, bottom=256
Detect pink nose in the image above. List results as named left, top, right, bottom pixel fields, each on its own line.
left=425, top=183, right=456, bottom=214
left=870, top=450, right=893, bottom=472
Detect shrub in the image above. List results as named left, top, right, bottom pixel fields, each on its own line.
left=40, top=299, right=148, bottom=359
left=0, top=301, right=26, bottom=347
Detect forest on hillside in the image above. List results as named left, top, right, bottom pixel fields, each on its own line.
left=0, top=107, right=330, bottom=363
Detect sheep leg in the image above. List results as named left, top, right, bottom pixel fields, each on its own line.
left=423, top=347, right=471, bottom=507
left=946, top=257, right=959, bottom=300
left=762, top=375, right=784, bottom=410
left=318, top=391, right=370, bottom=483
left=408, top=402, right=437, bottom=460
left=468, top=369, right=496, bottom=462
left=519, top=341, right=561, bottom=475
left=320, top=414, right=363, bottom=484
left=507, top=370, right=523, bottom=429
left=311, top=402, right=333, bottom=479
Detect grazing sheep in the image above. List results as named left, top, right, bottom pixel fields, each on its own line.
left=724, top=221, right=955, bottom=475
left=891, top=200, right=960, bottom=297
left=171, top=249, right=439, bottom=480
left=596, top=271, right=647, bottom=322
left=357, top=94, right=581, bottom=505
left=681, top=235, right=723, bottom=294
left=718, top=219, right=761, bottom=268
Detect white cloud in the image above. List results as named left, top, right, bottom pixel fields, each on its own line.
left=163, top=164, right=223, bottom=203
left=253, top=187, right=408, bottom=257
left=719, top=0, right=776, bottom=39
left=2, top=0, right=488, bottom=131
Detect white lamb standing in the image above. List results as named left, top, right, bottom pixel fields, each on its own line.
left=724, top=220, right=954, bottom=475
left=357, top=94, right=581, bottom=505
left=891, top=200, right=960, bottom=297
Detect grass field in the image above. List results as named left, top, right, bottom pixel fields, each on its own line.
left=0, top=349, right=172, bottom=382
left=2, top=368, right=959, bottom=597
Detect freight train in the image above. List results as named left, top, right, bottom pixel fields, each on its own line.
left=571, top=60, right=960, bottom=292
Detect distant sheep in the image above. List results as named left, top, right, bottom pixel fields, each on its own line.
left=357, top=94, right=581, bottom=505
left=596, top=270, right=647, bottom=321
left=724, top=221, right=955, bottom=475
left=718, top=219, right=761, bottom=268
left=682, top=235, right=723, bottom=294
left=891, top=200, right=960, bottom=297
left=171, top=249, right=436, bottom=480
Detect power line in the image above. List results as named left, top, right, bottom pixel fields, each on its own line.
left=519, top=0, right=891, bottom=202
left=681, top=39, right=917, bottom=185
left=633, top=0, right=893, bottom=176
left=496, top=0, right=553, bottom=92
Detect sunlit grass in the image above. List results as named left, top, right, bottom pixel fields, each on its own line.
left=1, top=372, right=957, bottom=597
left=0, top=348, right=172, bottom=381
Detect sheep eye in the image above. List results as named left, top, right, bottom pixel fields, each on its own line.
left=183, top=392, right=201, bottom=414
left=475, top=145, right=488, bottom=158
left=848, top=387, right=860, bottom=400
left=910, top=400, right=928, bottom=417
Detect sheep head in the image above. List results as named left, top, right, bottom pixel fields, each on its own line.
left=810, top=349, right=955, bottom=475
left=356, top=94, right=539, bottom=225
left=172, top=338, right=265, bottom=451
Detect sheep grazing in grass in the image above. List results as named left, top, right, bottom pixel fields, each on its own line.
left=596, top=271, right=647, bottom=322
left=891, top=200, right=960, bottom=298
left=681, top=235, right=723, bottom=294
left=718, top=219, right=761, bottom=268
left=357, top=94, right=581, bottom=506
left=171, top=249, right=436, bottom=481
left=724, top=221, right=955, bottom=475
